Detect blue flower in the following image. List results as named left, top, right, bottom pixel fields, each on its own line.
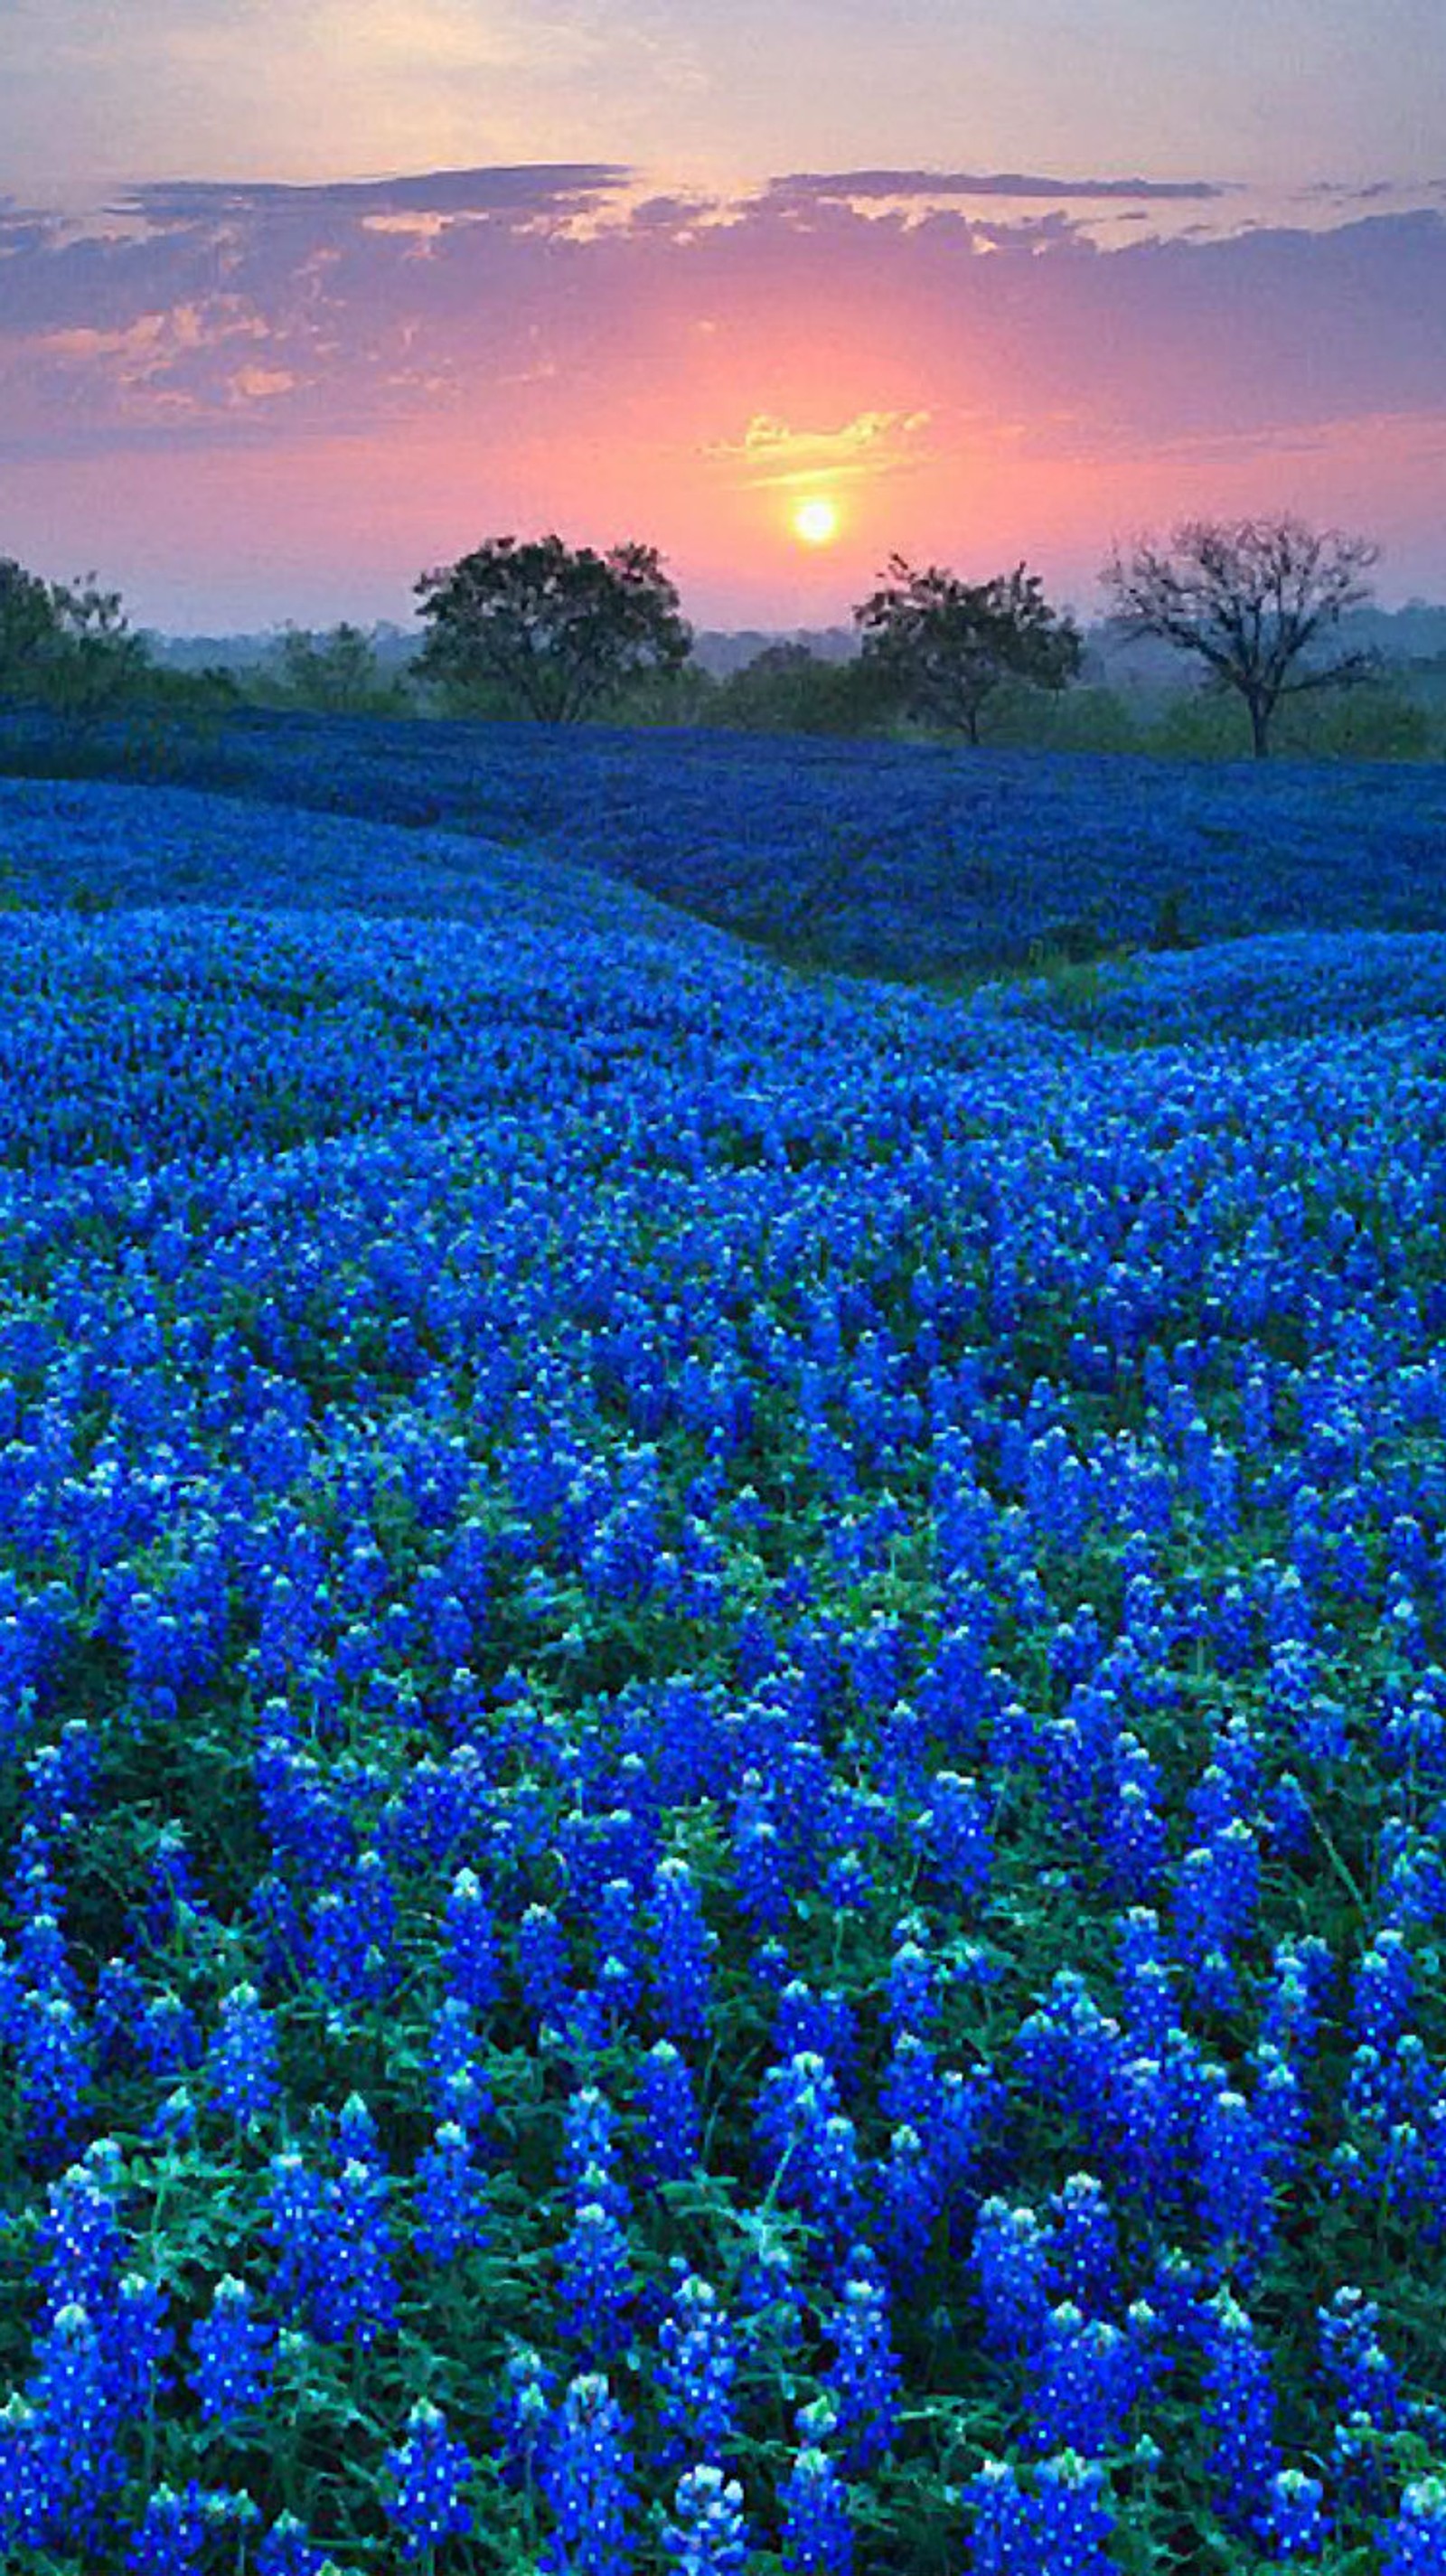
left=542, top=2374, right=634, bottom=2576
left=660, top=2464, right=752, bottom=2573
left=778, top=2443, right=852, bottom=2576
left=382, top=2399, right=474, bottom=2561
left=188, top=2275, right=276, bottom=2424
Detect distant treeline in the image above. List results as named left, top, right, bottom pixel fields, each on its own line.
left=5, top=542, right=1446, bottom=765
left=145, top=616, right=1446, bottom=764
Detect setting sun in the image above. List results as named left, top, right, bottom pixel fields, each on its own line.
left=792, top=495, right=840, bottom=547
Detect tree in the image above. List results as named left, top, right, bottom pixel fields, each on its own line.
left=0, top=558, right=148, bottom=721
left=0, top=557, right=67, bottom=703
left=274, top=621, right=411, bottom=716
left=853, top=557, right=1082, bottom=745
left=414, top=534, right=691, bottom=723
left=1101, top=515, right=1380, bottom=758
left=714, top=641, right=897, bottom=737
left=45, top=576, right=151, bottom=724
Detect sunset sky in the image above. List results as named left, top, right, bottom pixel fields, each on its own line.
left=2, top=0, right=1443, bottom=631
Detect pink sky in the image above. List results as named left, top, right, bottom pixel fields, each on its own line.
left=3, top=3, right=1443, bottom=628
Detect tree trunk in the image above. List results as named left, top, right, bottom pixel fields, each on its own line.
left=1248, top=695, right=1271, bottom=759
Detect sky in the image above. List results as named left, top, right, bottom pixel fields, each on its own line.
left=1, top=0, right=1443, bottom=631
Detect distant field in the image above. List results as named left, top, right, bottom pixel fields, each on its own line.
left=4, top=707, right=1443, bottom=979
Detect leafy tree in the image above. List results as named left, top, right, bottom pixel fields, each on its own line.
left=0, top=557, right=67, bottom=703
left=714, top=642, right=898, bottom=738
left=273, top=622, right=412, bottom=717
left=1101, top=515, right=1379, bottom=758
left=0, top=558, right=148, bottom=721
left=415, top=534, right=691, bottom=723
left=45, top=576, right=151, bottom=724
left=853, top=557, right=1082, bottom=746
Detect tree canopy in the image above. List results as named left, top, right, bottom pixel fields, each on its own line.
left=854, top=557, right=1082, bottom=745
left=415, top=535, right=691, bottom=723
left=1101, top=515, right=1379, bottom=757
left=0, top=557, right=150, bottom=721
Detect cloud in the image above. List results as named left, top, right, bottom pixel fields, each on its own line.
left=117, top=166, right=633, bottom=225
left=767, top=168, right=1229, bottom=203
left=704, top=409, right=934, bottom=487
left=2, top=170, right=1444, bottom=476
left=2, top=163, right=1444, bottom=621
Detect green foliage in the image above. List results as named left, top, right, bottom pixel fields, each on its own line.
left=710, top=641, right=902, bottom=737
left=415, top=533, right=693, bottom=723
left=0, top=555, right=152, bottom=729
left=854, top=556, right=1083, bottom=745
left=272, top=623, right=415, bottom=718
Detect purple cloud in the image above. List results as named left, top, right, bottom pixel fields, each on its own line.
left=767, top=168, right=1229, bottom=202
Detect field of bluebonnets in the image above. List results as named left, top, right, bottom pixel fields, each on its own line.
left=2, top=746, right=1446, bottom=2576
left=4, top=707, right=1445, bottom=977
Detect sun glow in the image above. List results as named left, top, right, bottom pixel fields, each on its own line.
left=792, top=495, right=840, bottom=547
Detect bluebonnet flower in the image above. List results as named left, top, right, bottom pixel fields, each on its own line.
left=112, top=2271, right=174, bottom=2416
left=649, top=1859, right=715, bottom=2047
left=973, top=2199, right=1052, bottom=2358
left=1028, top=2304, right=1147, bottom=2456
left=414, top=2119, right=492, bottom=2263
left=774, top=1982, right=858, bottom=2092
left=125, top=2480, right=251, bottom=2574
left=885, top=1931, right=939, bottom=2038
left=1318, top=2287, right=1404, bottom=2432
left=878, top=2032, right=942, bottom=2132
left=256, top=2509, right=332, bottom=2574
left=1351, top=1932, right=1415, bottom=2050
left=756, top=2054, right=861, bottom=2246
left=1049, top=2175, right=1118, bottom=2314
left=822, top=2270, right=901, bottom=2470
left=24, top=2299, right=126, bottom=2550
left=660, top=2465, right=752, bottom=2573
left=188, top=2275, right=276, bottom=2424
left=136, top=1985, right=203, bottom=2082
left=1033, top=2453, right=1117, bottom=2576
left=33, top=2158, right=125, bottom=2318
left=520, top=1904, right=574, bottom=2026
left=731, top=1782, right=789, bottom=1932
left=1103, top=1748, right=1168, bottom=1900
left=635, top=2042, right=700, bottom=2183
left=494, top=2346, right=557, bottom=2487
left=657, top=2275, right=740, bottom=2466
left=919, top=1770, right=992, bottom=1901
left=1199, top=2293, right=1280, bottom=2530
left=443, top=1866, right=501, bottom=2011
left=561, top=2088, right=631, bottom=2233
left=1382, top=2477, right=1446, bottom=2574
left=209, top=1981, right=280, bottom=2120
left=542, top=2374, right=634, bottom=2575
left=383, top=2400, right=474, bottom=2560
left=559, top=2201, right=636, bottom=2363
left=1252, top=2043, right=1308, bottom=2170
left=966, top=2458, right=1037, bottom=2576
left=428, top=1994, right=492, bottom=2130
left=875, top=2122, right=939, bottom=2289
left=1173, top=1821, right=1260, bottom=1978
left=596, top=1878, right=643, bottom=2017
left=16, top=1989, right=92, bottom=2168
left=778, top=2442, right=852, bottom=2576
left=1198, top=2087, right=1274, bottom=2263
left=315, top=2153, right=399, bottom=2346
left=1255, top=2468, right=1330, bottom=2559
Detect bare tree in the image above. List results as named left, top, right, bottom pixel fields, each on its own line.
left=1102, top=515, right=1379, bottom=757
